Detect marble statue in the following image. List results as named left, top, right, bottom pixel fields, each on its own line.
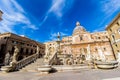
left=12, top=46, right=19, bottom=63
left=36, top=45, right=40, bottom=54
left=4, top=52, right=10, bottom=65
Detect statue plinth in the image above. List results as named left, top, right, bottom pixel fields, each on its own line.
left=1, top=62, right=17, bottom=73
left=1, top=66, right=13, bottom=73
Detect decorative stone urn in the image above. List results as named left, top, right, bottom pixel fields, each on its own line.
left=37, top=65, right=52, bottom=74
left=94, top=61, right=118, bottom=69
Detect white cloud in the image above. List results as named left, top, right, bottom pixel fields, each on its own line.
left=40, top=0, right=74, bottom=26
left=49, top=32, right=68, bottom=41
left=0, top=0, right=38, bottom=33
left=93, top=26, right=105, bottom=32
left=101, top=0, right=120, bottom=15
left=48, top=0, right=65, bottom=17
left=98, top=0, right=120, bottom=28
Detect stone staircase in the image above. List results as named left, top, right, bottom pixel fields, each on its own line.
left=19, top=51, right=58, bottom=72
left=20, top=58, right=44, bottom=72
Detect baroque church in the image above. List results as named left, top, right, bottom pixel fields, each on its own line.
left=60, top=21, right=115, bottom=61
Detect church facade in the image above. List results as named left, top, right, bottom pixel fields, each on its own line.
left=61, top=22, right=115, bottom=61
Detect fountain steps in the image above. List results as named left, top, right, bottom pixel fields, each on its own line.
left=20, top=58, right=44, bottom=72
left=52, top=64, right=90, bottom=72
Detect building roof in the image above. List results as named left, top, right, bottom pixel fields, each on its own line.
left=106, top=13, right=120, bottom=30
left=0, top=32, right=44, bottom=45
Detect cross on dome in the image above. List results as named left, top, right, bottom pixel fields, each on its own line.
left=76, top=21, right=80, bottom=26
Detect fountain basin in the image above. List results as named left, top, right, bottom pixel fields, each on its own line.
left=38, top=65, right=52, bottom=74
left=94, top=61, right=118, bottom=69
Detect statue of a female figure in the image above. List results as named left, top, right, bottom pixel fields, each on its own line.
left=36, top=45, right=40, bottom=54
left=12, top=46, right=19, bottom=62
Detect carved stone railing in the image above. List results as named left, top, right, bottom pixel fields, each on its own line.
left=48, top=52, right=57, bottom=65
left=1, top=53, right=40, bottom=72
left=15, top=53, right=39, bottom=70
left=44, top=51, right=58, bottom=65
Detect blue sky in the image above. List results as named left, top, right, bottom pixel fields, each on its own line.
left=0, top=0, right=120, bottom=42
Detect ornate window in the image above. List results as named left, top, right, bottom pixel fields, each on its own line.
left=111, top=34, right=115, bottom=42
left=79, top=35, right=83, bottom=41
left=103, top=48, right=106, bottom=51
left=116, top=22, right=119, bottom=26
left=95, top=48, right=97, bottom=51
left=118, top=28, right=120, bottom=34
left=115, top=44, right=118, bottom=47
left=98, top=37, right=100, bottom=39
left=110, top=29, right=112, bottom=32
left=117, top=50, right=119, bottom=52
left=80, top=36, right=83, bottom=40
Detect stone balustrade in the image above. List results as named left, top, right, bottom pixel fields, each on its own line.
left=1, top=53, right=40, bottom=72
left=49, top=52, right=57, bottom=65
left=15, top=53, right=39, bottom=70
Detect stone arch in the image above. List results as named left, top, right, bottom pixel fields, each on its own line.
left=66, top=58, right=72, bottom=65
left=26, top=48, right=29, bottom=54
left=0, top=44, right=6, bottom=64
left=31, top=49, right=33, bottom=54
left=20, top=48, right=24, bottom=54
left=11, top=46, right=15, bottom=54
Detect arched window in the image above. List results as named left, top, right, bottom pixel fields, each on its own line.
left=80, top=35, right=83, bottom=41
left=20, top=48, right=24, bottom=54
left=11, top=46, right=15, bottom=53
left=103, top=48, right=106, bottom=51
left=26, top=48, right=28, bottom=54
left=31, top=49, right=33, bottom=54
left=118, top=28, right=120, bottom=34
left=111, top=34, right=115, bottom=42
left=95, top=48, right=97, bottom=51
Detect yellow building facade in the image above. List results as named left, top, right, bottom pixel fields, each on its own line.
left=106, top=13, right=120, bottom=61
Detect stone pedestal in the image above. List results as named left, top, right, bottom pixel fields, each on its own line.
left=1, top=62, right=16, bottom=73
left=1, top=66, right=13, bottom=73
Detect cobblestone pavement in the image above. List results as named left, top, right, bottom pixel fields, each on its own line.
left=1, top=68, right=120, bottom=80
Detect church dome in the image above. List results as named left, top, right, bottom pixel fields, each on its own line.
left=73, top=21, right=86, bottom=35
